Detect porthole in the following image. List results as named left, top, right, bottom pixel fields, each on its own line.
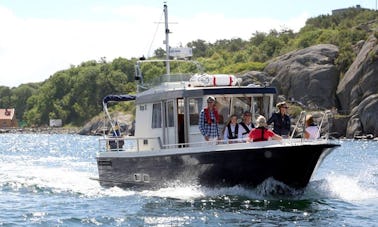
left=134, top=173, right=141, bottom=182
left=143, top=174, right=150, bottom=183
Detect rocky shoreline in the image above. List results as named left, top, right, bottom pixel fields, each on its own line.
left=1, top=125, right=377, bottom=141
left=0, top=127, right=80, bottom=134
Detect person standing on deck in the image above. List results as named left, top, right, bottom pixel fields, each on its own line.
left=199, top=96, right=220, bottom=142
left=267, top=102, right=291, bottom=138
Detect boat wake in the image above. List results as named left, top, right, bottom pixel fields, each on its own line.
left=4, top=166, right=377, bottom=201
left=2, top=150, right=377, bottom=203
left=307, top=174, right=378, bottom=202
left=136, top=178, right=307, bottom=200
left=134, top=172, right=378, bottom=202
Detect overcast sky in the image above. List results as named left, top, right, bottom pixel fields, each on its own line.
left=0, top=0, right=375, bottom=87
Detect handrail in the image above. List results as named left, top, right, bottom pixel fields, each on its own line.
left=99, top=134, right=335, bottom=154
left=317, top=110, right=332, bottom=139
left=99, top=136, right=163, bottom=152
left=290, top=111, right=306, bottom=139
left=289, top=110, right=333, bottom=140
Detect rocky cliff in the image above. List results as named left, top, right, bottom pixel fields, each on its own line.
left=336, top=34, right=378, bottom=137
left=264, top=44, right=340, bottom=109
left=248, top=34, right=378, bottom=138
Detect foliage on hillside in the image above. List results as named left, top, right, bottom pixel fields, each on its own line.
left=0, top=7, right=376, bottom=126
left=23, top=58, right=136, bottom=126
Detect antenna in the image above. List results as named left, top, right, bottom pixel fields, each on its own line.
left=164, top=3, right=170, bottom=75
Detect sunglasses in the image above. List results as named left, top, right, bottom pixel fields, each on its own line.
left=281, top=106, right=289, bottom=109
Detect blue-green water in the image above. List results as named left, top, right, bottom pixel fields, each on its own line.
left=0, top=134, right=377, bottom=226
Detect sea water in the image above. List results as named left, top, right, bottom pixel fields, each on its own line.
left=0, top=134, right=377, bottom=226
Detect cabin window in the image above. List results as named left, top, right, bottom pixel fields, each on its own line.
left=140, top=104, right=147, bottom=111
left=189, top=98, right=202, bottom=125
left=253, top=96, right=264, bottom=117
left=215, top=97, right=231, bottom=124
left=166, top=101, right=174, bottom=127
left=152, top=103, right=162, bottom=128
left=177, top=99, right=184, bottom=114
left=232, top=97, right=252, bottom=118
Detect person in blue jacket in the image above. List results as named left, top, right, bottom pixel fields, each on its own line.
left=267, top=102, right=291, bottom=137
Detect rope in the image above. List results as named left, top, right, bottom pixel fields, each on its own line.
left=147, top=11, right=164, bottom=57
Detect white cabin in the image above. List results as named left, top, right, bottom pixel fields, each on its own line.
left=133, top=74, right=276, bottom=149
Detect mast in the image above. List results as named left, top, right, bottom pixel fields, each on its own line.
left=164, top=3, right=170, bottom=75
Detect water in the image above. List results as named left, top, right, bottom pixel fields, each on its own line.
left=0, top=134, right=377, bottom=226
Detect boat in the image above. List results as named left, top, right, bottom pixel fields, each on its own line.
left=95, top=3, right=340, bottom=191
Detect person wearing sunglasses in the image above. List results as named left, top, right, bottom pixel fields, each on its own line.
left=267, top=101, right=291, bottom=138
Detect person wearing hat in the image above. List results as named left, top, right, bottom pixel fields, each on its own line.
left=267, top=101, right=291, bottom=137
left=199, top=96, right=220, bottom=142
left=304, top=115, right=319, bottom=139
left=247, top=115, right=282, bottom=142
left=237, top=111, right=255, bottom=142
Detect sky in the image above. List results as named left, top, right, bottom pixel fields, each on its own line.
left=0, top=0, right=376, bottom=87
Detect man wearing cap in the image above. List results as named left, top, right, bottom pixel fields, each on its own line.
left=267, top=101, right=291, bottom=137
left=248, top=115, right=282, bottom=142
left=238, top=111, right=255, bottom=142
left=199, top=96, right=220, bottom=142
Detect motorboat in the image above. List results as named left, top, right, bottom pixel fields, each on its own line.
left=95, top=4, right=340, bottom=191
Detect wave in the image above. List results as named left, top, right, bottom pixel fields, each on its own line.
left=2, top=159, right=377, bottom=203
left=1, top=135, right=377, bottom=203
left=308, top=174, right=378, bottom=201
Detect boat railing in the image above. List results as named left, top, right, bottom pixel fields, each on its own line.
left=290, top=110, right=333, bottom=140
left=99, top=130, right=336, bottom=153
left=99, top=136, right=163, bottom=152
left=135, top=59, right=204, bottom=92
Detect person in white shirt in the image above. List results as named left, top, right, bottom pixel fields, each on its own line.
left=305, top=115, right=319, bottom=139
left=223, top=114, right=239, bottom=143
left=238, top=111, right=255, bottom=142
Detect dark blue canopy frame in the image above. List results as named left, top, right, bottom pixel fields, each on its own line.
left=103, top=94, right=136, bottom=105
left=102, top=94, right=136, bottom=136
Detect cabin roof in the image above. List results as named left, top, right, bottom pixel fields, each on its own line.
left=135, top=85, right=277, bottom=104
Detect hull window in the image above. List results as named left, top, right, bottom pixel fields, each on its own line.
left=134, top=173, right=141, bottom=182
left=143, top=174, right=150, bottom=183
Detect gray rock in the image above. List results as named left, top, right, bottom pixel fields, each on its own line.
left=346, top=94, right=378, bottom=137
left=337, top=34, right=378, bottom=137
left=330, top=115, right=349, bottom=138
left=264, top=44, right=340, bottom=109
left=240, top=71, right=273, bottom=86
